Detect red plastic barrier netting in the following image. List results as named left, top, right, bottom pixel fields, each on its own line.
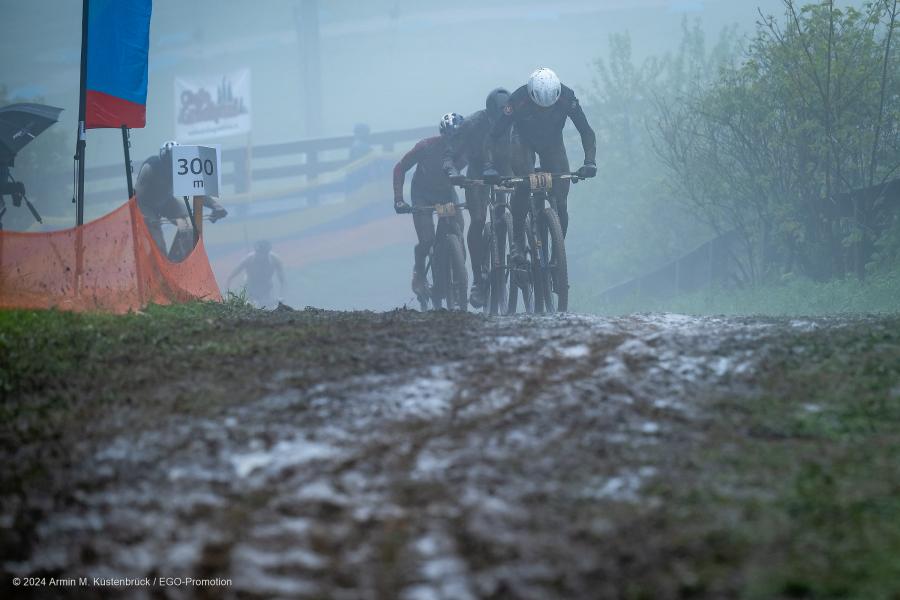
left=0, top=198, right=221, bottom=313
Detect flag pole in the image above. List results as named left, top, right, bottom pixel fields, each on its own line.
left=121, top=125, right=134, bottom=199
left=75, top=0, right=89, bottom=226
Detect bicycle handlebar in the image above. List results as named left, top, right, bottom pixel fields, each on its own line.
left=398, top=202, right=468, bottom=215
left=452, top=172, right=585, bottom=189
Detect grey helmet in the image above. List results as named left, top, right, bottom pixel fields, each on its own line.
left=485, top=87, right=510, bottom=121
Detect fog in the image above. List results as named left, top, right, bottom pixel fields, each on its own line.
left=2, top=0, right=855, bottom=312
left=2, top=1, right=788, bottom=146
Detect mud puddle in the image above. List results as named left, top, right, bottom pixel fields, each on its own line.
left=3, top=312, right=817, bottom=598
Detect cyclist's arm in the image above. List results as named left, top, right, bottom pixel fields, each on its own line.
left=484, top=110, right=513, bottom=170
left=134, top=162, right=154, bottom=205
left=272, top=254, right=286, bottom=297
left=200, top=195, right=228, bottom=222
left=567, top=94, right=596, bottom=165
left=442, top=133, right=465, bottom=176
left=201, top=196, right=224, bottom=210
left=226, top=255, right=250, bottom=289
left=393, top=141, right=424, bottom=202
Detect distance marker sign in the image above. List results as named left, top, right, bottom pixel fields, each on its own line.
left=170, top=145, right=220, bottom=197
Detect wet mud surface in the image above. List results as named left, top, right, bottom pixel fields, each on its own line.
left=2, top=310, right=896, bottom=599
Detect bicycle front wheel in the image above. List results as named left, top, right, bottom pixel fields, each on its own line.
left=446, top=233, right=468, bottom=311
left=526, top=213, right=545, bottom=314
left=486, top=217, right=510, bottom=316
left=431, top=243, right=449, bottom=310
left=539, top=207, right=568, bottom=313
left=507, top=211, right=533, bottom=315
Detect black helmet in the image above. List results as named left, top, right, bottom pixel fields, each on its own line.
left=485, top=87, right=510, bottom=121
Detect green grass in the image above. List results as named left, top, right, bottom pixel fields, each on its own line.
left=577, top=268, right=900, bottom=316
left=677, top=319, right=900, bottom=599
left=0, top=296, right=255, bottom=401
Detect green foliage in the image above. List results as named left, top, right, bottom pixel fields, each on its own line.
left=870, top=211, right=900, bottom=269
left=571, top=20, right=740, bottom=288
left=224, top=287, right=254, bottom=309
left=654, top=0, right=900, bottom=282
left=582, top=264, right=900, bottom=315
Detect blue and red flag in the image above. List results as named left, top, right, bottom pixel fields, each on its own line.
left=84, top=0, right=152, bottom=129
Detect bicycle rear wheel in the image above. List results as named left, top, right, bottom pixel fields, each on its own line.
left=480, top=223, right=492, bottom=315
left=507, top=212, right=533, bottom=314
left=431, top=243, right=448, bottom=310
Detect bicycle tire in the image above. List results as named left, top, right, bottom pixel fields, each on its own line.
left=505, top=212, right=519, bottom=315
left=446, top=233, right=468, bottom=311
left=526, top=213, right=546, bottom=314
left=540, top=207, right=568, bottom=313
left=487, top=217, right=510, bottom=316
left=509, top=211, right=534, bottom=314
left=480, top=223, right=493, bottom=315
left=431, top=242, right=449, bottom=310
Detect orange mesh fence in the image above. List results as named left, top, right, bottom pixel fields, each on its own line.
left=0, top=198, right=221, bottom=313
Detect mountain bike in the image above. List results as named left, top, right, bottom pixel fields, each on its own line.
left=498, top=172, right=583, bottom=313
left=452, top=178, right=531, bottom=316
left=399, top=201, right=468, bottom=311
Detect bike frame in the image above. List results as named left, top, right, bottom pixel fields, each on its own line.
left=451, top=178, right=514, bottom=276
left=502, top=172, right=582, bottom=311
left=405, top=201, right=467, bottom=309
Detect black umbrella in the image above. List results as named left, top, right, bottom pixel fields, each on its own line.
left=0, top=102, right=64, bottom=166
left=0, top=103, right=63, bottom=227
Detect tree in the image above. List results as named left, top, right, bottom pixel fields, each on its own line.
left=571, top=20, right=739, bottom=290
left=654, top=0, right=900, bottom=283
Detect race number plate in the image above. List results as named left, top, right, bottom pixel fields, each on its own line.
left=529, top=173, right=553, bottom=190
left=435, top=203, right=457, bottom=217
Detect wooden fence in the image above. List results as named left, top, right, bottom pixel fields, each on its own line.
left=69, top=125, right=434, bottom=210
left=595, top=230, right=743, bottom=306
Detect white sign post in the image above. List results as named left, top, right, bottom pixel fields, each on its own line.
left=171, top=145, right=220, bottom=244
left=171, top=145, right=220, bottom=197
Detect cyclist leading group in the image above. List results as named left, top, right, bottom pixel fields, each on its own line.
left=393, top=66, right=597, bottom=308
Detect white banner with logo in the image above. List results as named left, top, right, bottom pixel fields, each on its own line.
left=175, top=68, right=251, bottom=142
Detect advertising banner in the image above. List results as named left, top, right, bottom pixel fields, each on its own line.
left=174, top=68, right=251, bottom=141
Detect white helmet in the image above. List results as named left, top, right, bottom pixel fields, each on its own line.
left=159, top=140, right=179, bottom=158
left=527, top=67, right=561, bottom=107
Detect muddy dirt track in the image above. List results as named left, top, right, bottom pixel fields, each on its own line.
left=2, top=309, right=899, bottom=599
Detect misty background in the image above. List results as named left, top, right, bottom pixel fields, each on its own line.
left=6, top=0, right=896, bottom=314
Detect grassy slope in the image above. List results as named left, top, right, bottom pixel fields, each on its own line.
left=576, top=269, right=900, bottom=317
left=674, top=318, right=900, bottom=599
